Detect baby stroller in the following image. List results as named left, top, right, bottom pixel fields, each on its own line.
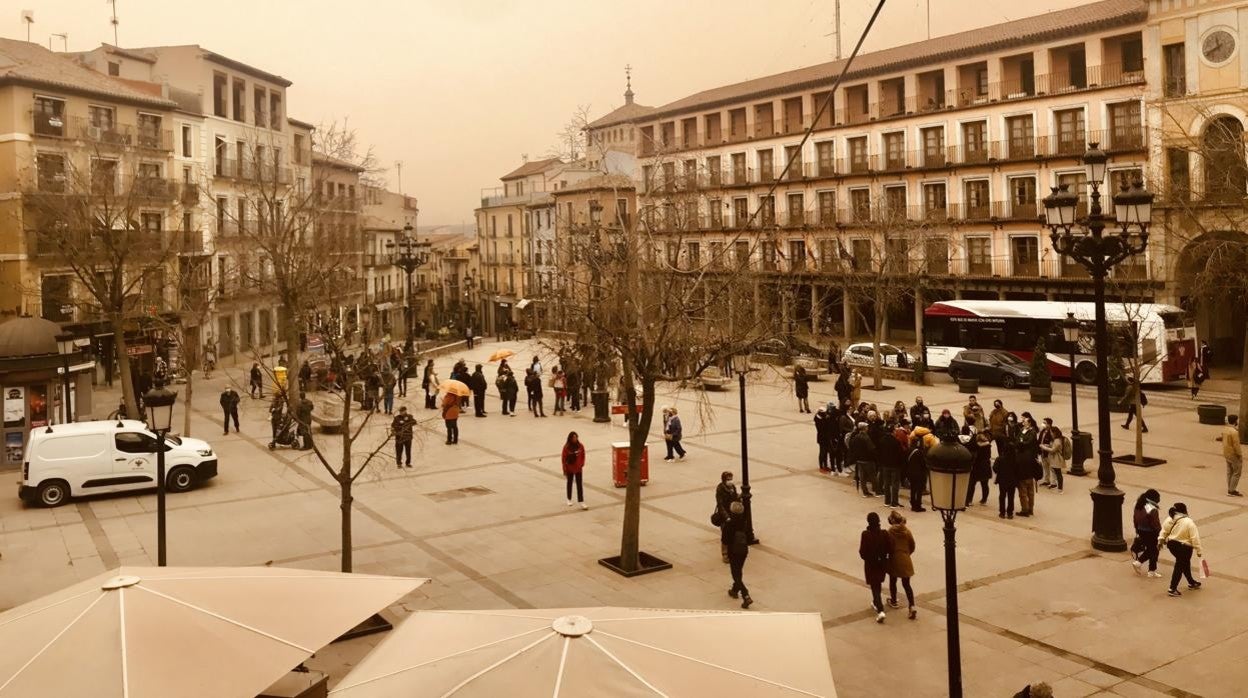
left=268, top=413, right=299, bottom=450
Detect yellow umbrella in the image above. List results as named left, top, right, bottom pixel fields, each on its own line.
left=331, top=607, right=838, bottom=697
left=439, top=379, right=471, bottom=397
left=488, top=349, right=515, bottom=362
left=0, top=566, right=426, bottom=698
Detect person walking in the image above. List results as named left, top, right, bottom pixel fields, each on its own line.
left=994, top=436, right=1020, bottom=519
left=886, top=510, right=918, bottom=620
left=878, top=420, right=904, bottom=508
left=469, top=364, right=488, bottom=417
left=391, top=406, right=415, bottom=468
left=397, top=353, right=410, bottom=398
left=441, top=390, right=460, bottom=445
left=848, top=422, right=877, bottom=497
left=561, top=431, right=588, bottom=509
left=906, top=434, right=929, bottom=512
left=382, top=370, right=397, bottom=415
left=525, top=368, right=546, bottom=417
left=724, top=500, right=753, bottom=609
left=422, top=360, right=437, bottom=410
left=714, top=471, right=739, bottom=563
left=464, top=326, right=474, bottom=350
left=220, top=387, right=240, bottom=434
left=1039, top=419, right=1066, bottom=492
left=827, top=343, right=842, bottom=376
left=794, top=365, right=811, bottom=413
left=1161, top=503, right=1203, bottom=596
left=567, top=367, right=582, bottom=412
left=663, top=407, right=687, bottom=461
left=249, top=362, right=264, bottom=399
left=814, top=407, right=835, bottom=472
left=203, top=344, right=217, bottom=379
left=1130, top=489, right=1162, bottom=578
left=1121, top=377, right=1149, bottom=433
left=966, top=428, right=993, bottom=506
left=859, top=512, right=893, bottom=623
left=552, top=369, right=567, bottom=415
left=1221, top=415, right=1243, bottom=496
left=1187, top=358, right=1206, bottom=399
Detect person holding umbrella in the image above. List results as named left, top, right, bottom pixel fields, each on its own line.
left=441, top=389, right=461, bottom=445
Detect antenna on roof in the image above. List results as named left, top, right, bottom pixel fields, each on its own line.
left=106, top=0, right=119, bottom=46
left=21, top=10, right=34, bottom=43
left=824, top=1, right=842, bottom=60
left=395, top=160, right=404, bottom=195
left=50, top=32, right=67, bottom=52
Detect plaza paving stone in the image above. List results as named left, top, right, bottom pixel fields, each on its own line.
left=1, top=338, right=1245, bottom=696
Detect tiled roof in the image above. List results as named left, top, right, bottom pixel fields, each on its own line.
left=500, top=157, right=563, bottom=181
left=552, top=174, right=636, bottom=194
left=0, top=38, right=175, bottom=107
left=586, top=101, right=655, bottom=129
left=646, top=0, right=1147, bottom=120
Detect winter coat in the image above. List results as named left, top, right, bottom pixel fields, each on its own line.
left=988, top=408, right=1009, bottom=438
left=906, top=446, right=927, bottom=484
left=219, top=389, right=239, bottom=410
left=391, top=413, right=415, bottom=442
left=249, top=366, right=262, bottom=385
left=1223, top=425, right=1243, bottom=461
left=498, top=373, right=519, bottom=399
left=723, top=513, right=750, bottom=560
left=878, top=429, right=904, bottom=471
left=715, top=481, right=739, bottom=519
left=794, top=373, right=810, bottom=399
left=1133, top=503, right=1161, bottom=536
left=993, top=452, right=1019, bottom=487
left=561, top=443, right=586, bottom=475
left=1161, top=513, right=1203, bottom=556
left=835, top=373, right=852, bottom=404
left=909, top=403, right=927, bottom=424
left=971, top=433, right=993, bottom=480
left=887, top=523, right=916, bottom=578
left=1017, top=428, right=1041, bottom=479
left=665, top=414, right=683, bottom=440
left=859, top=527, right=893, bottom=584
left=847, top=431, right=876, bottom=464
left=441, top=393, right=461, bottom=421
left=525, top=373, right=543, bottom=398
left=468, top=370, right=487, bottom=396
left=814, top=412, right=835, bottom=444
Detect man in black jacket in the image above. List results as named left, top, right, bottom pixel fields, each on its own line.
left=469, top=364, right=488, bottom=417
left=907, top=440, right=929, bottom=512
left=847, top=423, right=877, bottom=498
left=220, top=387, right=240, bottom=434
left=814, top=408, right=835, bottom=472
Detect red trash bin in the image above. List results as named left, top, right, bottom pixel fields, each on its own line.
left=611, top=441, right=649, bottom=488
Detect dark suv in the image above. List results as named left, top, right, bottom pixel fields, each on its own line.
left=948, top=350, right=1031, bottom=389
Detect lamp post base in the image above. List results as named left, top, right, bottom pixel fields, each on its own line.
left=1090, top=484, right=1127, bottom=552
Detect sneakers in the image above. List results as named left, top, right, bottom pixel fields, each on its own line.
left=1189, top=581, right=1203, bottom=590
left=1148, top=571, right=1163, bottom=578
left=567, top=500, right=574, bottom=507
left=679, top=454, right=686, bottom=461
left=1133, top=560, right=1143, bottom=576
left=1168, top=589, right=1182, bottom=597
left=728, top=588, right=739, bottom=599
left=663, top=457, right=674, bottom=463
left=741, top=596, right=753, bottom=609
left=1230, top=491, right=1243, bottom=497
left=876, top=611, right=886, bottom=624
left=580, top=503, right=588, bottom=510
left=887, top=599, right=900, bottom=609
left=908, top=607, right=917, bottom=620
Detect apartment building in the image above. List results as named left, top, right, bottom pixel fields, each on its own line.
left=1144, top=0, right=1248, bottom=361
left=584, top=79, right=653, bottom=170
left=427, top=234, right=480, bottom=331
left=361, top=186, right=424, bottom=335
left=593, top=0, right=1155, bottom=341
left=0, top=38, right=190, bottom=381
left=475, top=158, right=597, bottom=333
left=550, top=176, right=638, bottom=330
left=75, top=43, right=316, bottom=361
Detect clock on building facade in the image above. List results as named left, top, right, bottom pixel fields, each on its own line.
left=1202, top=29, right=1236, bottom=65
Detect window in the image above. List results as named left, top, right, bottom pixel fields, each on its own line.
left=758, top=195, right=775, bottom=226
left=883, top=132, right=905, bottom=169
left=819, top=239, right=837, bottom=270
left=921, top=127, right=944, bottom=166
left=923, top=183, right=947, bottom=219
left=731, top=153, right=746, bottom=184
left=88, top=105, right=115, bottom=130
left=963, top=180, right=990, bottom=218
left=1057, top=172, right=1088, bottom=217
left=733, top=198, right=748, bottom=228
left=848, top=137, right=869, bottom=172
left=925, top=238, right=950, bottom=275
left=784, top=145, right=803, bottom=179
left=666, top=242, right=679, bottom=266
left=852, top=239, right=872, bottom=270
left=115, top=432, right=157, bottom=454
left=237, top=199, right=248, bottom=234
left=615, top=197, right=630, bottom=228
left=687, top=242, right=701, bottom=268
left=818, top=190, right=836, bottom=224
left=1108, top=102, right=1142, bottom=149
left=216, top=197, right=228, bottom=234
left=850, top=188, right=871, bottom=222
left=708, top=199, right=722, bottom=228
left=91, top=158, right=118, bottom=196
left=181, top=125, right=192, bottom=157
left=787, top=192, right=805, bottom=226
left=817, top=141, right=834, bottom=176
left=1006, top=116, right=1034, bottom=158
left=1167, top=147, right=1190, bottom=201
left=761, top=240, right=777, bottom=270
left=33, top=96, right=65, bottom=137
left=1055, top=108, right=1085, bottom=155
left=883, top=186, right=907, bottom=220
left=507, top=214, right=513, bottom=237
left=108, top=61, right=120, bottom=76
left=1203, top=116, right=1247, bottom=200
left=1122, top=36, right=1144, bottom=73
left=735, top=240, right=751, bottom=268
left=232, top=77, right=246, bottom=122
left=294, top=134, right=305, bottom=164
left=788, top=240, right=807, bottom=271
left=137, top=113, right=162, bottom=149
left=758, top=149, right=774, bottom=181
left=967, top=237, right=992, bottom=274
left=36, top=153, right=66, bottom=193
left=254, top=86, right=267, bottom=126
left=961, top=121, right=987, bottom=162
left=710, top=241, right=725, bottom=269
left=1011, top=236, right=1039, bottom=275
left=1010, top=177, right=1037, bottom=218
left=213, top=73, right=228, bottom=117
left=41, top=275, right=73, bottom=322
left=683, top=159, right=697, bottom=189
left=141, top=212, right=162, bottom=233
left=270, top=93, right=282, bottom=130
left=1163, top=43, right=1186, bottom=97
left=707, top=155, right=721, bottom=185
left=1111, top=168, right=1143, bottom=195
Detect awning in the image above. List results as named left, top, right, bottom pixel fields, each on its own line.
left=516, top=299, right=532, bottom=310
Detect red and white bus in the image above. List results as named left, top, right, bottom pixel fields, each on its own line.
left=923, top=300, right=1197, bottom=384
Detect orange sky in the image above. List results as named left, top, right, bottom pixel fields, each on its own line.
left=2, top=0, right=1095, bottom=224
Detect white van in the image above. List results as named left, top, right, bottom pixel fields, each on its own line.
left=18, top=420, right=218, bottom=507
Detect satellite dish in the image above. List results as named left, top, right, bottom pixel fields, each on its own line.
left=21, top=10, right=34, bottom=23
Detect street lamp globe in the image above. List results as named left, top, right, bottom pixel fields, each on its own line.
left=730, top=353, right=752, bottom=375
left=1082, top=142, right=1108, bottom=184
left=1062, top=312, right=1080, bottom=344
left=143, top=386, right=177, bottom=433
left=1042, top=185, right=1079, bottom=230
left=927, top=436, right=974, bottom=513
left=55, top=332, right=75, bottom=356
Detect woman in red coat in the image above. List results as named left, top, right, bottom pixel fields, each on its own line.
left=562, top=431, right=587, bottom=510
left=859, top=511, right=893, bottom=623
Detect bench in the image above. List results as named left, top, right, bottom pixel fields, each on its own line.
left=783, top=359, right=828, bottom=381
left=309, top=396, right=345, bottom=434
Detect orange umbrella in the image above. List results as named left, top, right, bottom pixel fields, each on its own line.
left=439, top=379, right=471, bottom=397
left=488, top=349, right=515, bottom=362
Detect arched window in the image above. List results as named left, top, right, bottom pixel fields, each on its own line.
left=1203, top=116, right=1247, bottom=201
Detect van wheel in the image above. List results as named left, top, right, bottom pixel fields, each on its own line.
left=1075, top=362, right=1098, bottom=385
left=37, top=480, right=70, bottom=507
left=167, top=467, right=196, bottom=493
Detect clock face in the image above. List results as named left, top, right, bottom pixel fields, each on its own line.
left=1203, top=29, right=1236, bottom=64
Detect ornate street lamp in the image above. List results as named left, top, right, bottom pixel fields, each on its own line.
left=386, top=223, right=431, bottom=352
left=55, top=332, right=75, bottom=424
left=730, top=353, right=758, bottom=545
left=928, top=434, right=974, bottom=698
left=143, top=386, right=177, bottom=566
left=462, top=272, right=476, bottom=329
left=1042, top=143, right=1153, bottom=552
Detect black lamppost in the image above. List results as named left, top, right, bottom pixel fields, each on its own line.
left=927, top=434, right=974, bottom=698
left=462, top=272, right=476, bottom=329
left=730, top=353, right=759, bottom=545
left=55, top=333, right=75, bottom=423
left=386, top=223, right=430, bottom=353
left=143, top=385, right=177, bottom=566
left=1061, top=312, right=1090, bottom=477
left=1042, top=143, right=1153, bottom=552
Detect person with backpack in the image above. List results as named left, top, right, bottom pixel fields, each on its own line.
left=1131, top=489, right=1162, bottom=578
left=1160, top=502, right=1203, bottom=597
left=1121, top=377, right=1149, bottom=433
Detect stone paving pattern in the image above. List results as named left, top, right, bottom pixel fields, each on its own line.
left=1, top=339, right=1244, bottom=697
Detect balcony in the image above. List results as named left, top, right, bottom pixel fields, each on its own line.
left=780, top=162, right=810, bottom=181
left=136, top=128, right=173, bottom=152
left=32, top=111, right=67, bottom=138
left=950, top=201, right=1002, bottom=222
left=213, top=157, right=239, bottom=179
left=73, top=117, right=133, bottom=147
left=317, top=194, right=361, bottom=212
left=173, top=230, right=205, bottom=254
left=783, top=210, right=812, bottom=228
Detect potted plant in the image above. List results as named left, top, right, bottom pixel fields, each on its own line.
left=1029, top=337, right=1052, bottom=403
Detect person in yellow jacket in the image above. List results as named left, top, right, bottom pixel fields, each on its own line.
left=1160, top=502, right=1203, bottom=597
left=1220, top=415, right=1243, bottom=497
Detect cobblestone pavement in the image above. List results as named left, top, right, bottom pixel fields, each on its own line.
left=1, top=339, right=1244, bottom=697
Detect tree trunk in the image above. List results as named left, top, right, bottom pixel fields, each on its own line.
left=1240, top=320, right=1248, bottom=445
left=618, top=356, right=644, bottom=573
left=183, top=374, right=194, bottom=436
left=871, top=318, right=884, bottom=389
left=339, top=376, right=354, bottom=573
left=284, top=317, right=303, bottom=406
left=112, top=316, right=140, bottom=419
left=1134, top=385, right=1144, bottom=465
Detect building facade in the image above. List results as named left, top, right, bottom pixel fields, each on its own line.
left=361, top=186, right=424, bottom=336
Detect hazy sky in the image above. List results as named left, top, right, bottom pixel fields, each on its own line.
left=2, top=0, right=1093, bottom=224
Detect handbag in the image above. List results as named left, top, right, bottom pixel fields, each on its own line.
left=1201, top=558, right=1211, bottom=578
left=711, top=510, right=724, bottom=527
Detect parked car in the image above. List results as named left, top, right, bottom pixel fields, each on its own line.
left=841, top=342, right=917, bottom=368
left=947, top=350, right=1031, bottom=389
left=752, top=337, right=824, bottom=360
left=18, top=420, right=218, bottom=507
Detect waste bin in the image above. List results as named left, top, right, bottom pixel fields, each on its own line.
left=275, top=365, right=288, bottom=388
left=611, top=441, right=649, bottom=488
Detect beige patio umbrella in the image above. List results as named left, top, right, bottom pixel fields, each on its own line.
left=0, top=566, right=426, bottom=698
left=330, top=607, right=837, bottom=697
